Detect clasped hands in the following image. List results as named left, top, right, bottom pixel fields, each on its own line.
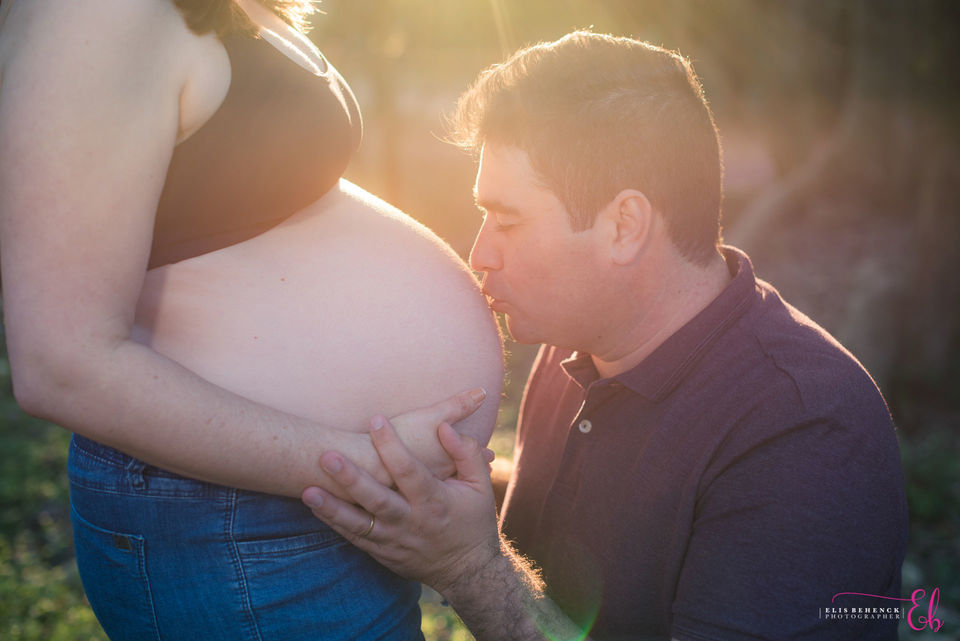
left=302, top=389, right=502, bottom=597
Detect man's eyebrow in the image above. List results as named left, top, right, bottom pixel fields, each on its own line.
left=473, top=192, right=523, bottom=217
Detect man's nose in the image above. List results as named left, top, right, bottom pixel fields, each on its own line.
left=469, top=220, right=502, bottom=273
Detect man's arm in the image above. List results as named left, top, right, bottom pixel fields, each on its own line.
left=446, top=538, right=588, bottom=641
left=301, top=417, right=590, bottom=641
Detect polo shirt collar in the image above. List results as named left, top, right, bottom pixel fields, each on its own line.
left=561, top=246, right=758, bottom=400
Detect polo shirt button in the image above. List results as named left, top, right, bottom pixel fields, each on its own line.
left=578, top=419, right=593, bottom=434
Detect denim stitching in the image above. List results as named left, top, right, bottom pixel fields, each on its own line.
left=233, top=529, right=349, bottom=558
left=71, top=439, right=125, bottom=469
left=225, top=489, right=264, bottom=641
left=138, top=535, right=164, bottom=641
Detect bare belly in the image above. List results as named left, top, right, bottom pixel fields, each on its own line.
left=134, top=180, right=503, bottom=440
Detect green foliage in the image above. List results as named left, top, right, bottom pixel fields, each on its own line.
left=0, top=348, right=109, bottom=640
left=900, top=427, right=960, bottom=625
left=420, top=588, right=476, bottom=641
left=902, top=430, right=960, bottom=527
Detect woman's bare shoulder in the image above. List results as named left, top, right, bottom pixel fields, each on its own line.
left=0, top=0, right=196, bottom=87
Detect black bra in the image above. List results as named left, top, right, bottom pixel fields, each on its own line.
left=148, top=32, right=362, bottom=269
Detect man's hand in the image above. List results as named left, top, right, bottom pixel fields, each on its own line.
left=387, top=387, right=488, bottom=482
left=303, top=417, right=592, bottom=641
left=302, top=415, right=501, bottom=596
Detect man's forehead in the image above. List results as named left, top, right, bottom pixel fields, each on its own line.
left=477, top=143, right=532, bottom=175
left=474, top=144, right=552, bottom=207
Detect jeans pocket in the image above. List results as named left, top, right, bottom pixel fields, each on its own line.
left=234, top=527, right=346, bottom=557
left=71, top=506, right=161, bottom=641
left=235, top=529, right=423, bottom=640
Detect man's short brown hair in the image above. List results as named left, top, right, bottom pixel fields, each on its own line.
left=450, top=30, right=723, bottom=265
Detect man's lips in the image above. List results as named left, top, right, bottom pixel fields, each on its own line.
left=482, top=289, right=509, bottom=312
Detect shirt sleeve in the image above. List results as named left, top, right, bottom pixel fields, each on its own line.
left=670, top=418, right=907, bottom=641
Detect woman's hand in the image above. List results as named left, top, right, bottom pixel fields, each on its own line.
left=384, top=387, right=488, bottom=481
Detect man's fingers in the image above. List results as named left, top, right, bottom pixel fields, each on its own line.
left=438, top=422, right=492, bottom=484
left=370, top=416, right=439, bottom=500
left=424, top=387, right=487, bottom=426
left=301, top=487, right=383, bottom=543
left=317, top=450, right=409, bottom=522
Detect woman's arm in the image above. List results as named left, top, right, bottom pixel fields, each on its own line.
left=0, top=0, right=485, bottom=497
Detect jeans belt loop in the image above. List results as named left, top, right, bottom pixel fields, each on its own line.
left=125, top=457, right=147, bottom=490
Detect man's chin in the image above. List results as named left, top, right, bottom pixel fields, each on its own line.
left=503, top=316, right=541, bottom=345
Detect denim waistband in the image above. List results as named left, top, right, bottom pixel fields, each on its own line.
left=71, top=433, right=142, bottom=469
left=68, top=433, right=235, bottom=499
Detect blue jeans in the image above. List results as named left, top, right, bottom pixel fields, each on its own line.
left=68, top=434, right=423, bottom=641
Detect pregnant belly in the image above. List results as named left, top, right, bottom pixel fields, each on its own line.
left=134, top=180, right=503, bottom=439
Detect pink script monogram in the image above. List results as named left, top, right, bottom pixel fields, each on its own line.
left=832, top=588, right=942, bottom=632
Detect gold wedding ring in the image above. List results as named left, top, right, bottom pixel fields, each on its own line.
left=359, top=515, right=375, bottom=538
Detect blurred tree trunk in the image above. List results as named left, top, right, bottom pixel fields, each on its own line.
left=728, top=0, right=960, bottom=401
left=728, top=0, right=910, bottom=247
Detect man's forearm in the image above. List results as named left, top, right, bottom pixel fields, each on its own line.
left=443, top=538, right=590, bottom=641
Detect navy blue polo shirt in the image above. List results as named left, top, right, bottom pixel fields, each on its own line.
left=499, top=247, right=908, bottom=641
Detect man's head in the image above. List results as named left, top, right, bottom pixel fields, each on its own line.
left=452, top=30, right=723, bottom=266
left=457, top=31, right=727, bottom=352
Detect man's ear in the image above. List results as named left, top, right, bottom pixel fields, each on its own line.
left=599, top=189, right=654, bottom=265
